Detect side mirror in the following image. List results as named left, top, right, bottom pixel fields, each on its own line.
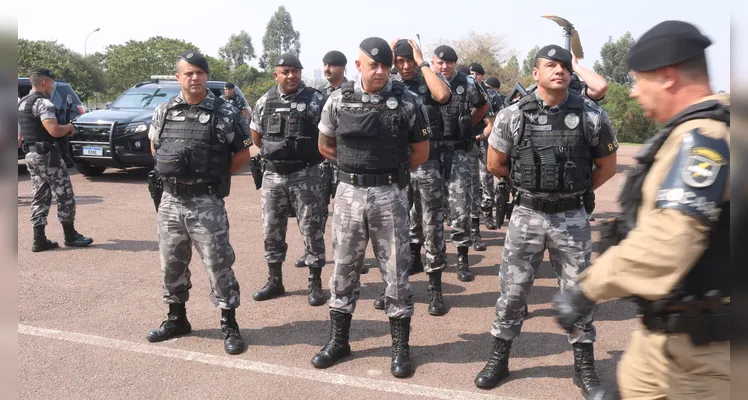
left=105, top=102, right=112, bottom=109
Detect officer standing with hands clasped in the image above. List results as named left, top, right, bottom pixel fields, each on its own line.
left=553, top=21, right=730, bottom=400
left=475, top=45, right=618, bottom=395
left=145, top=51, right=252, bottom=355
left=249, top=53, right=328, bottom=307
left=311, top=37, right=430, bottom=378
left=18, top=68, right=93, bottom=252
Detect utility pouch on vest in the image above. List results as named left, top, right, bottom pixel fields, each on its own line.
left=263, top=140, right=295, bottom=160
left=155, top=147, right=189, bottom=177
left=458, top=115, right=472, bottom=140
left=517, top=145, right=536, bottom=188
left=538, top=146, right=558, bottom=191
left=337, top=110, right=379, bottom=138
left=188, top=145, right=213, bottom=177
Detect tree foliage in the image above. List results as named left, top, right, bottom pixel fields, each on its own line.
left=599, top=82, right=660, bottom=143
left=522, top=45, right=540, bottom=76
left=594, top=32, right=635, bottom=86
left=219, top=30, right=255, bottom=70
left=242, top=73, right=276, bottom=105
left=100, top=36, right=201, bottom=96
left=18, top=39, right=105, bottom=101
left=259, top=6, right=301, bottom=69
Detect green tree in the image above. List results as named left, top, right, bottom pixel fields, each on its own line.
left=101, top=36, right=200, bottom=97
left=219, top=30, right=255, bottom=70
left=594, top=32, right=635, bottom=86
left=243, top=72, right=276, bottom=105
left=18, top=39, right=105, bottom=101
left=599, top=82, right=659, bottom=143
left=206, top=55, right=231, bottom=82
left=259, top=6, right=301, bottom=69
left=231, top=64, right=263, bottom=89
left=521, top=45, right=540, bottom=76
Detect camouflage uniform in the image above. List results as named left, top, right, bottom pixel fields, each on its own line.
left=487, top=91, right=617, bottom=343
left=319, top=79, right=430, bottom=318
left=148, top=90, right=250, bottom=309
left=479, top=86, right=504, bottom=212
left=250, top=83, right=327, bottom=268
left=19, top=93, right=76, bottom=228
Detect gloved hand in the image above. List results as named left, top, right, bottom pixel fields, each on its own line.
left=552, top=285, right=595, bottom=334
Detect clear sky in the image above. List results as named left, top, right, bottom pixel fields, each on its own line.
left=14, top=0, right=731, bottom=91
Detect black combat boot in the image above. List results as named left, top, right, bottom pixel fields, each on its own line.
left=483, top=206, right=498, bottom=230
left=471, top=218, right=487, bottom=251
left=408, top=243, right=423, bottom=275
left=146, top=303, right=192, bottom=342
left=456, top=246, right=474, bottom=282
left=221, top=308, right=245, bottom=355
left=373, top=290, right=386, bottom=310
left=389, top=317, right=413, bottom=378
left=307, top=265, right=326, bottom=306
left=573, top=343, right=602, bottom=397
left=311, top=310, right=352, bottom=368
left=294, top=254, right=307, bottom=268
left=61, top=222, right=93, bottom=247
left=31, top=225, right=59, bottom=252
left=427, top=271, right=448, bottom=316
left=474, top=336, right=512, bottom=389
left=253, top=262, right=285, bottom=301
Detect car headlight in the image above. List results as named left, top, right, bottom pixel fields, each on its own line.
left=124, top=122, right=148, bottom=134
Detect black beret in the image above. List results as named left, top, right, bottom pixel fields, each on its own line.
left=393, top=39, right=414, bottom=60
left=469, top=62, right=485, bottom=75
left=179, top=50, right=210, bottom=74
left=224, top=82, right=235, bottom=89
left=276, top=53, right=303, bottom=69
left=485, top=77, right=501, bottom=89
left=455, top=64, right=470, bottom=75
left=434, top=45, right=458, bottom=62
left=535, top=45, right=573, bottom=74
left=322, top=50, right=347, bottom=66
left=627, top=20, right=712, bottom=72
left=359, top=37, right=393, bottom=67
left=29, top=68, right=55, bottom=80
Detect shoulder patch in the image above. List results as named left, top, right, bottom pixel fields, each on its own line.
left=655, top=128, right=729, bottom=224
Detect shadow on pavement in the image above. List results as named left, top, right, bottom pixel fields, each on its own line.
left=83, top=168, right=150, bottom=183
left=94, top=239, right=159, bottom=252
left=18, top=195, right=104, bottom=207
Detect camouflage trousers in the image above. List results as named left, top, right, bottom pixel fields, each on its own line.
left=444, top=149, right=473, bottom=248
left=157, top=192, right=240, bottom=309
left=328, top=181, right=414, bottom=318
left=262, top=166, right=326, bottom=266
left=479, top=156, right=495, bottom=209
left=409, top=160, right=447, bottom=273
left=318, top=160, right=337, bottom=231
left=491, top=203, right=596, bottom=344
left=467, top=148, right=481, bottom=219
left=25, top=151, right=76, bottom=227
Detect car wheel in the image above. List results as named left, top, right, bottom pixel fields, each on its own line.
left=75, top=162, right=106, bottom=176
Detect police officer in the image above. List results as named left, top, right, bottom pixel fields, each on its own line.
left=553, top=21, right=730, bottom=400
left=432, top=46, right=489, bottom=281
left=249, top=53, right=328, bottom=307
left=18, top=68, right=93, bottom=252
left=475, top=45, right=618, bottom=394
left=145, top=51, right=251, bottom=355
left=374, top=38, right=451, bottom=315
left=469, top=63, right=503, bottom=231
left=311, top=37, right=430, bottom=378
left=484, top=77, right=512, bottom=227
left=220, top=82, right=250, bottom=120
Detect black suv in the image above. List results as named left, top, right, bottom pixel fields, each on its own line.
left=70, top=77, right=241, bottom=176
left=17, top=78, right=86, bottom=161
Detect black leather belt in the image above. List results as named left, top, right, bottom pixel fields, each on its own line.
left=441, top=141, right=469, bottom=151
left=264, top=161, right=310, bottom=175
left=24, top=142, right=56, bottom=154
left=517, top=193, right=583, bottom=213
left=338, top=169, right=407, bottom=188
left=163, top=181, right=220, bottom=196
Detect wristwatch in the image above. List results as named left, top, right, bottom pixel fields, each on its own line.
left=418, top=61, right=430, bottom=70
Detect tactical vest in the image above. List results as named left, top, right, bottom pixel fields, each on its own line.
left=510, top=93, right=591, bottom=193
left=335, top=81, right=409, bottom=174
left=18, top=92, right=54, bottom=144
left=402, top=73, right=444, bottom=141
left=616, top=100, right=731, bottom=299
left=154, top=97, right=230, bottom=181
left=260, top=86, right=321, bottom=164
left=440, top=72, right=471, bottom=141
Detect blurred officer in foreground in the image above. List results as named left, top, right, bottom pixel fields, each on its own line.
left=146, top=51, right=251, bottom=355
left=18, top=68, right=93, bottom=252
left=553, top=20, right=730, bottom=400
left=476, top=45, right=618, bottom=394
left=311, top=37, right=430, bottom=378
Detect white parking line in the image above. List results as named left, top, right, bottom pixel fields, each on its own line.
left=19, top=324, right=524, bottom=400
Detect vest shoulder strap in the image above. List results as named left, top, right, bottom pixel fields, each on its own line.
left=341, top=81, right=355, bottom=95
